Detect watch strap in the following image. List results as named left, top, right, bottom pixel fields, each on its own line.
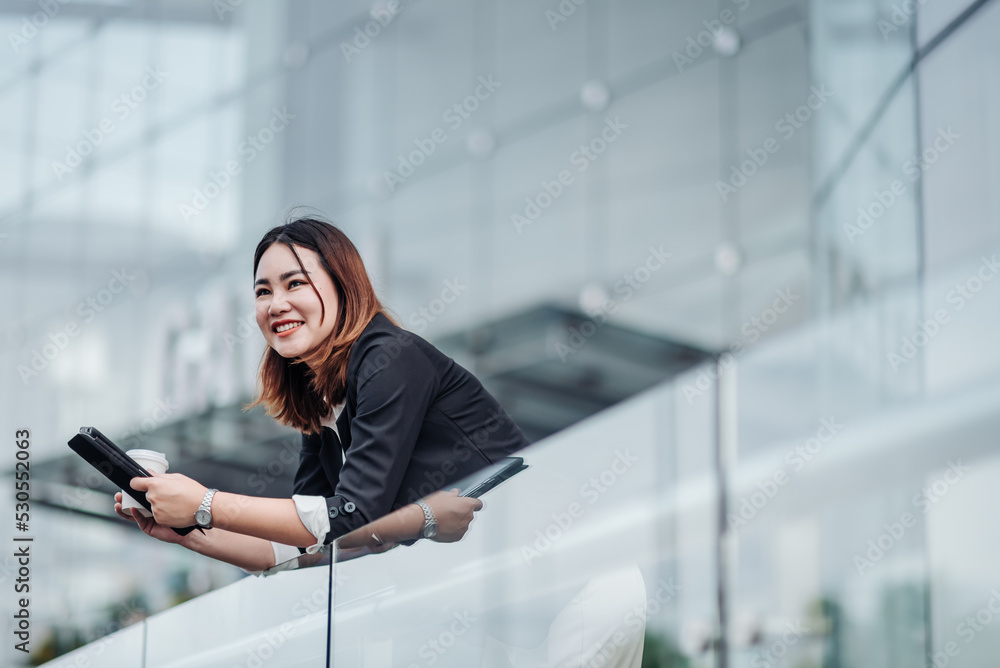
left=416, top=500, right=436, bottom=538
left=196, top=488, right=217, bottom=527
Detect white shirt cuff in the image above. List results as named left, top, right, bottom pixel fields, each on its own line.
left=292, top=494, right=332, bottom=553
left=239, top=541, right=303, bottom=577
left=271, top=540, right=304, bottom=566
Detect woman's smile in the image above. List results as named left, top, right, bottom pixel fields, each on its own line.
left=273, top=320, right=305, bottom=336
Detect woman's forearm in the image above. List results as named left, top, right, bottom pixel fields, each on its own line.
left=209, top=492, right=318, bottom=547
left=336, top=503, right=423, bottom=550
left=182, top=527, right=277, bottom=572
left=208, top=490, right=424, bottom=552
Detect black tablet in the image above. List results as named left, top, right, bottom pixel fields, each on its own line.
left=67, top=426, right=201, bottom=536
left=458, top=457, right=528, bottom=498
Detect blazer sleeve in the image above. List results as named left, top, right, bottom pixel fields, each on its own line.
left=320, top=341, right=440, bottom=543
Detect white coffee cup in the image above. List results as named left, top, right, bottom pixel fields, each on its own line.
left=121, top=449, right=169, bottom=518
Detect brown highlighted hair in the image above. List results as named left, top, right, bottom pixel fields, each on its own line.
left=243, top=214, right=399, bottom=435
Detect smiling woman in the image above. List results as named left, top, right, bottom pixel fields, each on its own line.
left=115, top=214, right=530, bottom=573
left=248, top=221, right=367, bottom=435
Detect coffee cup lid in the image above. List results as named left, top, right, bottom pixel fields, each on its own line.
left=125, top=449, right=169, bottom=469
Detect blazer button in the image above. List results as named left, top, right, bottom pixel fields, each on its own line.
left=344, top=502, right=356, bottom=513
left=328, top=507, right=339, bottom=518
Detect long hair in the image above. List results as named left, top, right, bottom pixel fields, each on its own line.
left=243, top=214, right=399, bottom=435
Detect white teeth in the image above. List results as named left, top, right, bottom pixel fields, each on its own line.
left=276, top=322, right=303, bottom=333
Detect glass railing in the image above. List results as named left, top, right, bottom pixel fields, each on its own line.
left=43, top=550, right=334, bottom=668
left=41, top=249, right=1000, bottom=667
left=328, top=374, right=714, bottom=667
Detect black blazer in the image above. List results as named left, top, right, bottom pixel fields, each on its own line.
left=292, top=312, right=529, bottom=545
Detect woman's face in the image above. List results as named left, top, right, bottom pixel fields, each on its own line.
left=254, top=243, right=339, bottom=359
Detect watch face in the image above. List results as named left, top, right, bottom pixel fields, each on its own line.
left=423, top=524, right=438, bottom=539
left=195, top=509, right=211, bottom=526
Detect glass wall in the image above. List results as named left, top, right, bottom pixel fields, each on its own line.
left=278, top=0, right=814, bottom=351
left=5, top=0, right=1000, bottom=665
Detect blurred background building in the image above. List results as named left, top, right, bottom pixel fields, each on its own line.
left=0, top=0, right=998, bottom=665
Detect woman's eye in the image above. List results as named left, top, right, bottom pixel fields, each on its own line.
left=255, top=280, right=303, bottom=297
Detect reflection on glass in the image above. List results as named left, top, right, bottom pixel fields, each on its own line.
left=326, top=383, right=694, bottom=667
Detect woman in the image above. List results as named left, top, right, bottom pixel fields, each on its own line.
left=114, top=216, right=530, bottom=571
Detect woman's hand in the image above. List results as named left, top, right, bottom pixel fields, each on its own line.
left=423, top=489, right=484, bottom=543
left=114, top=491, right=188, bottom=545
left=128, top=472, right=207, bottom=529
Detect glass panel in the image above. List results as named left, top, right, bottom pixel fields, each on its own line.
left=493, top=0, right=587, bottom=128
left=329, top=378, right=720, bottom=666
left=918, top=0, right=1000, bottom=272
left=38, top=17, right=93, bottom=58
left=143, top=551, right=333, bottom=667
left=34, top=46, right=91, bottom=193
left=916, top=0, right=978, bottom=47
left=809, top=0, right=914, bottom=190
left=93, top=22, right=154, bottom=156
left=42, top=622, right=146, bottom=668
left=155, top=25, right=221, bottom=121
left=0, top=16, right=34, bottom=77
left=725, top=256, right=1000, bottom=667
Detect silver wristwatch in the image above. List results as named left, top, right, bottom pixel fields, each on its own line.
left=416, top=501, right=437, bottom=539
left=195, top=488, right=218, bottom=528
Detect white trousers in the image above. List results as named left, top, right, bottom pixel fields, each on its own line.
left=487, top=564, right=647, bottom=668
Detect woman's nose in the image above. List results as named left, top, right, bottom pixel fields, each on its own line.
left=268, top=292, right=290, bottom=315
